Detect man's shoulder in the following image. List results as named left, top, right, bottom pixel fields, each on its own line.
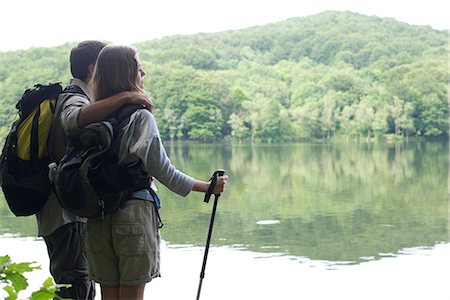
left=59, top=91, right=90, bottom=109
left=63, top=78, right=90, bottom=100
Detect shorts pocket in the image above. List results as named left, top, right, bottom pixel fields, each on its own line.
left=115, top=224, right=145, bottom=256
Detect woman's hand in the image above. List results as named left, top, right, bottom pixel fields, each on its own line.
left=212, top=175, right=228, bottom=195
left=192, top=174, right=228, bottom=195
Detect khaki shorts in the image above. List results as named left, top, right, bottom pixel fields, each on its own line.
left=86, top=199, right=161, bottom=286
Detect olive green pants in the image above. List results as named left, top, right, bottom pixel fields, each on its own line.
left=44, top=221, right=96, bottom=300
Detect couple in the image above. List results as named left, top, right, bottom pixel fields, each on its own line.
left=37, top=41, right=228, bottom=300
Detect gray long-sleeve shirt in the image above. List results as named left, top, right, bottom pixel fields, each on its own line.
left=60, top=82, right=195, bottom=197
left=116, top=109, right=195, bottom=197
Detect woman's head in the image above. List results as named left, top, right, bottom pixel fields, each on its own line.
left=90, top=44, right=146, bottom=101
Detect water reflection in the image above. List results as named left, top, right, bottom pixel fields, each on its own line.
left=158, top=141, right=449, bottom=264
left=0, top=141, right=448, bottom=266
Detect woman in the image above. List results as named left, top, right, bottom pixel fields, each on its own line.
left=86, top=44, right=228, bottom=300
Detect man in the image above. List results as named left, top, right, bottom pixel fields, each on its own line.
left=36, top=40, right=152, bottom=299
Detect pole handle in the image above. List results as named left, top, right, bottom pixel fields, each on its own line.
left=204, top=169, right=225, bottom=203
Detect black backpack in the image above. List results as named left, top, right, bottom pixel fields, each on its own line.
left=51, top=104, right=151, bottom=219
left=0, top=83, right=84, bottom=216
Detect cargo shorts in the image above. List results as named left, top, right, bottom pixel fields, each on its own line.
left=86, top=199, right=161, bottom=286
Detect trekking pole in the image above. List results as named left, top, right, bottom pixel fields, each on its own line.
left=196, top=169, right=225, bottom=300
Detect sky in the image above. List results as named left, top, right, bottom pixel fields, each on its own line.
left=0, top=0, right=449, bottom=52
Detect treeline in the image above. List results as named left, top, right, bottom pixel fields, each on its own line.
left=0, top=11, right=448, bottom=142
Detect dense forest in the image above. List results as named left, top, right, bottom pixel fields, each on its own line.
left=0, top=11, right=448, bottom=142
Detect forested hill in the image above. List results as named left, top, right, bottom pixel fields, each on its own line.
left=0, top=11, right=448, bottom=142
left=136, top=10, right=447, bottom=69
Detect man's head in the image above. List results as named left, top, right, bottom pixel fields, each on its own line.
left=70, top=40, right=107, bottom=82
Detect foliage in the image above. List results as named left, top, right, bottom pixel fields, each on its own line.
left=0, top=12, right=448, bottom=142
left=0, top=255, right=58, bottom=300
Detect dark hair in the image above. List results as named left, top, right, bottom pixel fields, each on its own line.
left=69, top=40, right=107, bottom=81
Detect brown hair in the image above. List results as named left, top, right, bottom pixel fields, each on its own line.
left=90, top=44, right=143, bottom=101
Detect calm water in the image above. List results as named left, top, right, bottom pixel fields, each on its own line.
left=1, top=141, right=449, bottom=299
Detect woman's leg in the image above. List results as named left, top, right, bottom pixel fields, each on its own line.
left=101, top=285, right=120, bottom=300
left=120, top=284, right=146, bottom=300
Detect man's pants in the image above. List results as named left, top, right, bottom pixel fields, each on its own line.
left=44, top=221, right=96, bottom=300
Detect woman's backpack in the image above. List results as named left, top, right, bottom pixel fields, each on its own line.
left=51, top=104, right=150, bottom=219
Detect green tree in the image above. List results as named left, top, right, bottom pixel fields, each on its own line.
left=372, top=106, right=389, bottom=138
left=184, top=105, right=223, bottom=141
left=354, top=99, right=375, bottom=140
left=181, top=45, right=218, bottom=70
left=415, top=93, right=449, bottom=136
left=254, top=100, right=288, bottom=143
left=319, top=92, right=337, bottom=139
left=338, top=105, right=357, bottom=142
left=388, top=96, right=416, bottom=137
left=228, top=113, right=250, bottom=142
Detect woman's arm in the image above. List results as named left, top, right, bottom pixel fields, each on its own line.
left=130, top=110, right=228, bottom=197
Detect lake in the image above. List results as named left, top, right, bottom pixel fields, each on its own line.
left=1, top=141, right=449, bottom=299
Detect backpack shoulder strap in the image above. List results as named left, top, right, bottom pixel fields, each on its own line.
left=54, top=84, right=88, bottom=117
left=61, top=85, right=86, bottom=97
left=114, top=103, right=145, bottom=123
left=106, top=104, right=145, bottom=159
left=48, top=85, right=88, bottom=163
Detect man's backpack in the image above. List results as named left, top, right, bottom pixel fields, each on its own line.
left=0, top=83, right=84, bottom=216
left=51, top=104, right=151, bottom=219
